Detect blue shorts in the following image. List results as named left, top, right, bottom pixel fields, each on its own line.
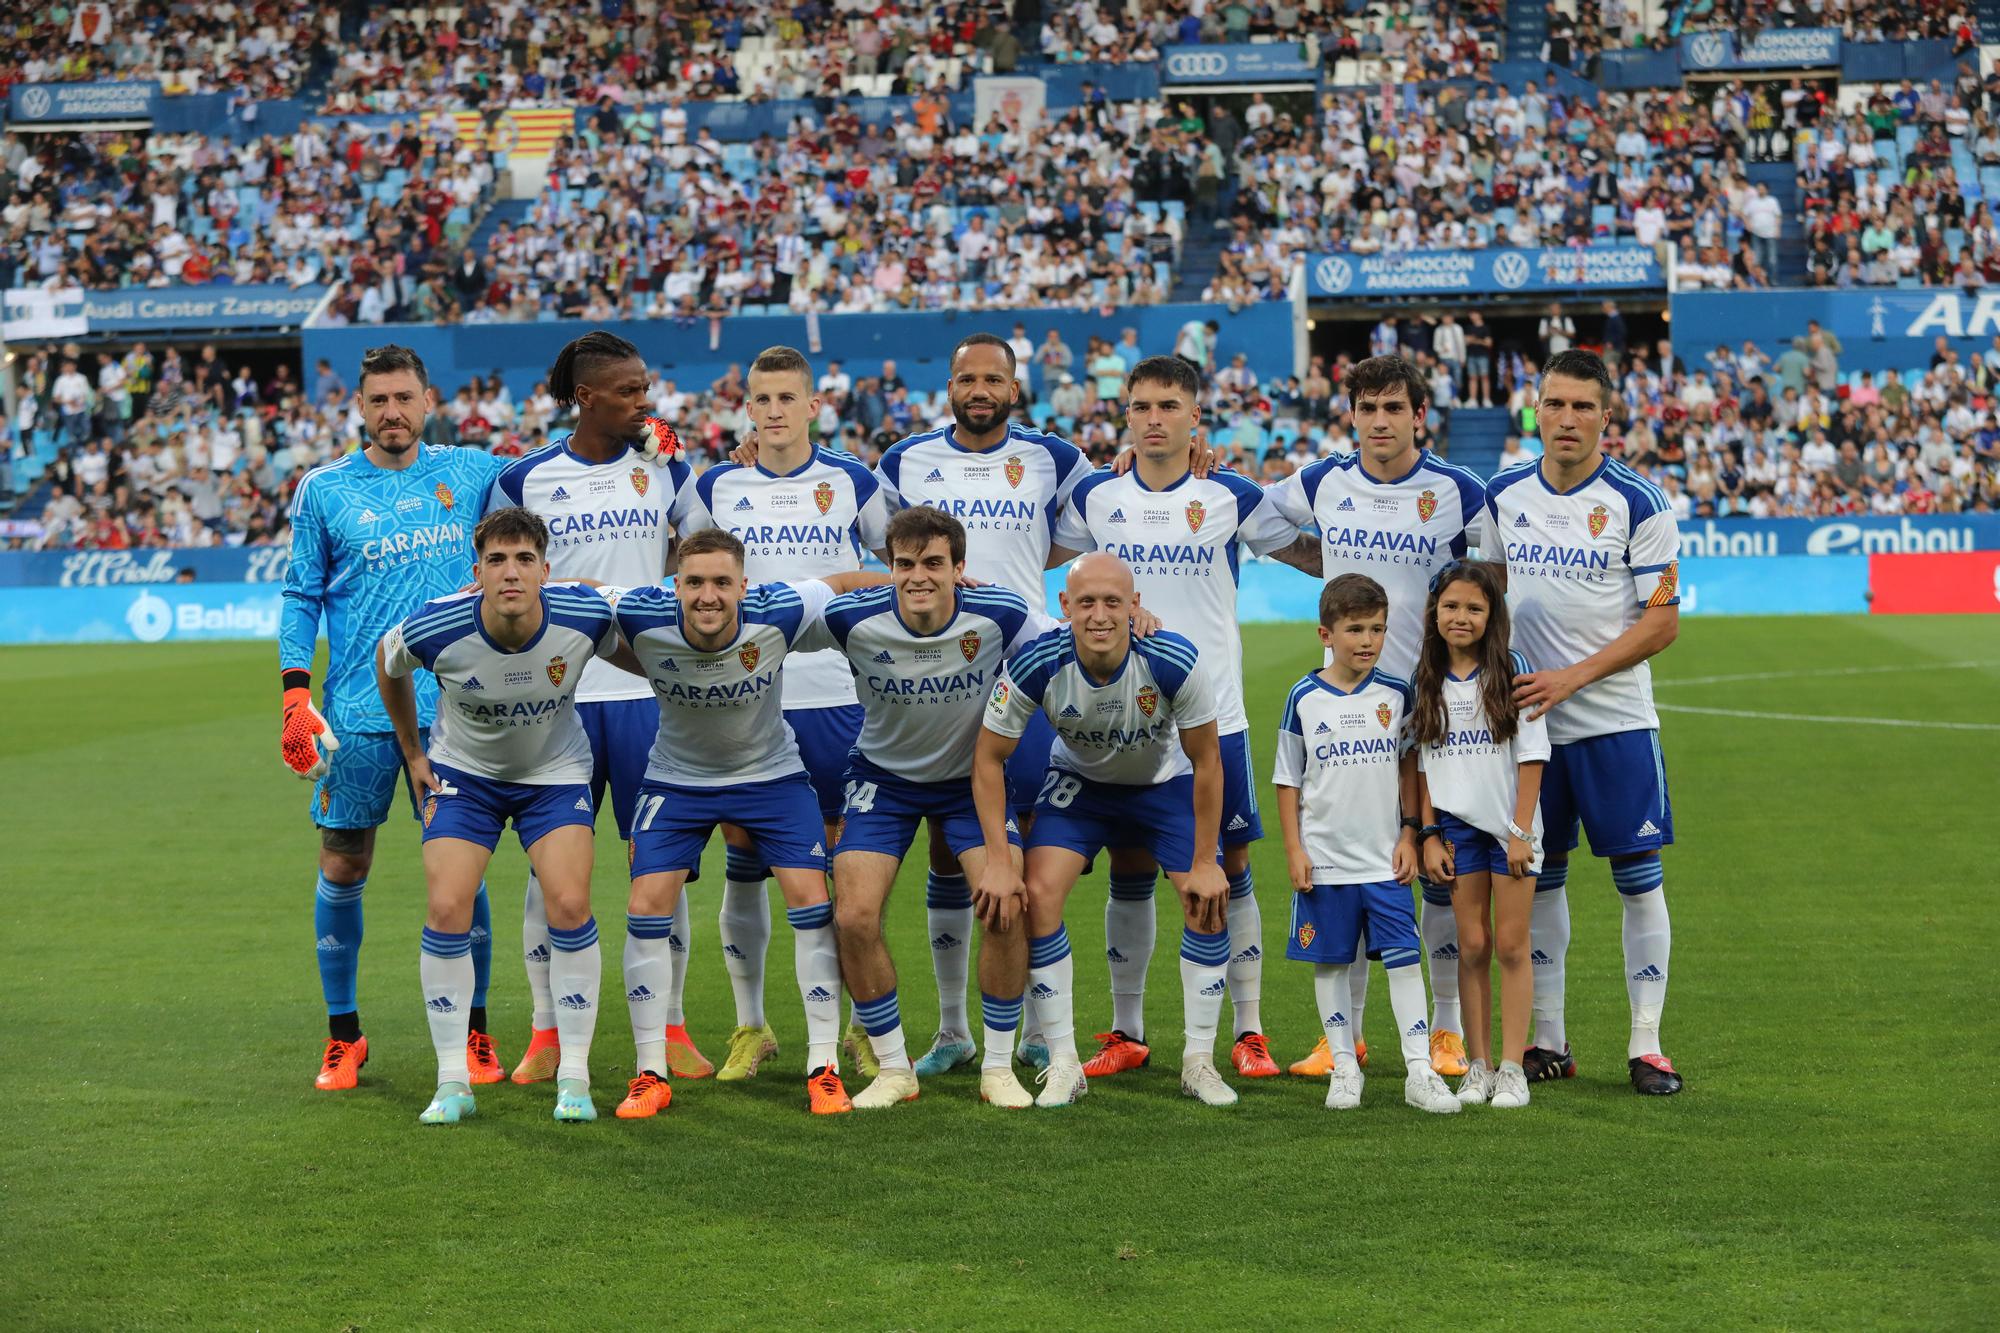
left=310, top=729, right=423, bottom=830
left=630, top=773, right=829, bottom=879
left=1540, top=728, right=1673, bottom=859
left=579, top=697, right=657, bottom=840
left=1285, top=881, right=1420, bottom=966
left=786, top=703, right=864, bottom=822
left=834, top=755, right=1023, bottom=861
left=1436, top=810, right=1541, bottom=878
left=1026, top=768, right=1199, bottom=874
left=1218, top=728, right=1263, bottom=846
left=419, top=762, right=597, bottom=853
left=1005, top=710, right=1057, bottom=814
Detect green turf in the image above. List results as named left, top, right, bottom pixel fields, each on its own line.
left=3, top=616, right=1997, bottom=1329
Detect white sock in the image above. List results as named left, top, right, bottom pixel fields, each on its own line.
left=1619, top=880, right=1671, bottom=1059
left=1347, top=924, right=1371, bottom=1042
left=1027, top=926, right=1078, bottom=1063
left=664, top=884, right=691, bottom=1028
left=1531, top=869, right=1571, bottom=1052
left=624, top=914, right=673, bottom=1076
left=546, top=917, right=600, bottom=1085
left=1386, top=962, right=1434, bottom=1073
left=1225, top=871, right=1262, bottom=1036
left=853, top=987, right=912, bottom=1071
left=420, top=928, right=473, bottom=1087
left=1105, top=873, right=1157, bottom=1040
left=787, top=901, right=840, bottom=1072
left=926, top=871, right=974, bottom=1038
left=981, top=992, right=1024, bottom=1071
left=522, top=871, right=554, bottom=1031
left=718, top=878, right=771, bottom=1029
left=1179, top=925, right=1230, bottom=1061
left=1313, top=962, right=1356, bottom=1062
left=1421, top=890, right=1462, bottom=1035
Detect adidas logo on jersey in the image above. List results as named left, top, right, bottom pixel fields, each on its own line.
left=1636, top=819, right=1662, bottom=838
left=1406, top=1018, right=1429, bottom=1036
left=932, top=932, right=962, bottom=951
left=1106, top=947, right=1128, bottom=962
left=358, top=508, right=380, bottom=524
left=1531, top=949, right=1554, bottom=966
left=925, top=468, right=945, bottom=483
left=661, top=658, right=679, bottom=671
left=550, top=486, right=571, bottom=502
left=1109, top=508, right=1127, bottom=523
left=1335, top=497, right=1355, bottom=512
left=1199, top=978, right=1226, bottom=997
left=557, top=992, right=591, bottom=1010
left=1059, top=704, right=1083, bottom=718
left=1631, top=964, right=1664, bottom=982
left=734, top=496, right=755, bottom=511
left=315, top=934, right=345, bottom=953
left=1514, top=512, right=1532, bottom=528
left=805, top=986, right=835, bottom=1002
left=1226, top=814, right=1249, bottom=832
left=872, top=650, right=895, bottom=664
left=574, top=795, right=591, bottom=811
left=525, top=944, right=550, bottom=963
left=426, top=995, right=456, bottom=1014
left=1324, top=1011, right=1348, bottom=1028
left=1432, top=943, right=1460, bottom=962
left=1314, top=721, right=1331, bottom=734
left=723, top=943, right=745, bottom=959
left=1030, top=982, right=1057, bottom=999
left=627, top=985, right=656, bottom=1002
left=461, top=676, right=484, bottom=691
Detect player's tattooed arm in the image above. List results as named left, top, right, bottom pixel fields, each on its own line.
left=1269, top=532, right=1323, bottom=576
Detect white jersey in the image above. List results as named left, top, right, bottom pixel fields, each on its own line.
left=823, top=584, right=1052, bottom=782
left=876, top=423, right=1092, bottom=604
left=379, top=585, right=620, bottom=784
left=678, top=449, right=888, bottom=711
left=489, top=438, right=693, bottom=704
left=984, top=628, right=1217, bottom=786
left=1274, top=668, right=1413, bottom=884
left=1485, top=456, right=1680, bottom=744
left=1053, top=464, right=1298, bottom=734
left=613, top=579, right=835, bottom=787
left=1416, top=651, right=1552, bottom=845
left=1264, top=450, right=1489, bottom=678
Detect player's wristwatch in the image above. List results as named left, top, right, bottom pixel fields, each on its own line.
left=1419, top=824, right=1444, bottom=843
left=1399, top=816, right=1423, bottom=835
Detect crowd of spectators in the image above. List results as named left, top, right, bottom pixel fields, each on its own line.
left=1666, top=0, right=1976, bottom=48
left=0, top=4, right=323, bottom=102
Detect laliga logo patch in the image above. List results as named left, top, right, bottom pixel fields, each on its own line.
left=739, top=643, right=761, bottom=673
left=1004, top=455, right=1025, bottom=489
left=546, top=654, right=568, bottom=687
left=422, top=795, right=437, bottom=828
left=1297, top=922, right=1316, bottom=949
left=1136, top=685, right=1159, bottom=718
left=813, top=480, right=834, bottom=515
left=990, top=679, right=1010, bottom=708
left=1588, top=503, right=1609, bottom=538
left=1376, top=701, right=1392, bottom=729
left=629, top=466, right=650, bottom=497
left=959, top=630, right=981, bottom=663
left=435, top=483, right=455, bottom=510
left=1417, top=489, right=1437, bottom=522
left=1185, top=499, right=1206, bottom=534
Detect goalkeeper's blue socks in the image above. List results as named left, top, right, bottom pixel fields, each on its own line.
left=469, top=881, right=493, bottom=1030
left=315, top=873, right=364, bottom=1038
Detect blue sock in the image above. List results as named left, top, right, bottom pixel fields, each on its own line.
left=981, top=991, right=1024, bottom=1071
left=854, top=987, right=902, bottom=1037
left=726, top=845, right=770, bottom=884
left=469, top=881, right=492, bottom=1009
left=1610, top=856, right=1665, bottom=896
left=314, top=873, right=365, bottom=1018
left=925, top=871, right=972, bottom=910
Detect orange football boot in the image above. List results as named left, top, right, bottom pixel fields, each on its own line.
left=1289, top=1035, right=1367, bottom=1077
left=664, top=1024, right=713, bottom=1079
left=1231, top=1032, right=1282, bottom=1078
left=511, top=1028, right=561, bottom=1084
left=1081, top=1030, right=1151, bottom=1077
left=615, top=1071, right=674, bottom=1119
left=466, top=1031, right=506, bottom=1085
left=808, top=1065, right=853, bottom=1115
left=315, top=1036, right=369, bottom=1090
left=1430, top=1030, right=1470, bottom=1078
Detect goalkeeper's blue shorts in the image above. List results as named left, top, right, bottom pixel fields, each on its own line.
left=310, top=729, right=426, bottom=831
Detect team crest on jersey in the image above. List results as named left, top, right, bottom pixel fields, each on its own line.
left=1417, top=489, right=1438, bottom=522
left=422, top=795, right=437, bottom=828
left=318, top=789, right=330, bottom=817
left=1185, top=500, right=1206, bottom=534
left=1588, top=503, right=1609, bottom=537
left=959, top=630, right=981, bottom=662
left=1376, top=700, right=1393, bottom=729
left=546, top=655, right=568, bottom=687
left=1003, top=455, right=1025, bottom=488
left=1297, top=922, right=1317, bottom=949
left=629, top=467, right=650, bottom=497
left=739, top=643, right=761, bottom=673
left=1136, top=685, right=1159, bottom=717
left=435, top=483, right=455, bottom=510
left=813, top=480, right=834, bottom=514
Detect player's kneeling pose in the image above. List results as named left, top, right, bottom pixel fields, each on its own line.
left=376, top=508, right=640, bottom=1126
left=973, top=553, right=1238, bottom=1109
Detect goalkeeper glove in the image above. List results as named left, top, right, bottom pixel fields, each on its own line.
left=637, top=416, right=683, bottom=464
left=280, top=670, right=340, bottom=779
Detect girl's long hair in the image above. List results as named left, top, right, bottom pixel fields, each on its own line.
left=1411, top=559, right=1521, bottom=750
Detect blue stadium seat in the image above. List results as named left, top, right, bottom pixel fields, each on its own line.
left=1137, top=201, right=1161, bottom=221
left=1896, top=124, right=1920, bottom=154
left=1163, top=201, right=1185, bottom=223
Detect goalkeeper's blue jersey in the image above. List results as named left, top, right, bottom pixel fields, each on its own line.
left=280, top=444, right=505, bottom=735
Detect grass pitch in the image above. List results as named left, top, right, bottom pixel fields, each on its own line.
left=2, top=615, right=1996, bottom=1329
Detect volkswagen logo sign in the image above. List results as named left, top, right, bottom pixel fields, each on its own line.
left=1491, top=252, right=1532, bottom=290
left=1166, top=51, right=1230, bottom=79
left=1686, top=32, right=1727, bottom=69
left=18, top=86, right=52, bottom=119
left=1314, top=256, right=1353, bottom=294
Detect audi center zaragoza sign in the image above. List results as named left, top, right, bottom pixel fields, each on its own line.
left=1161, top=43, right=1317, bottom=83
